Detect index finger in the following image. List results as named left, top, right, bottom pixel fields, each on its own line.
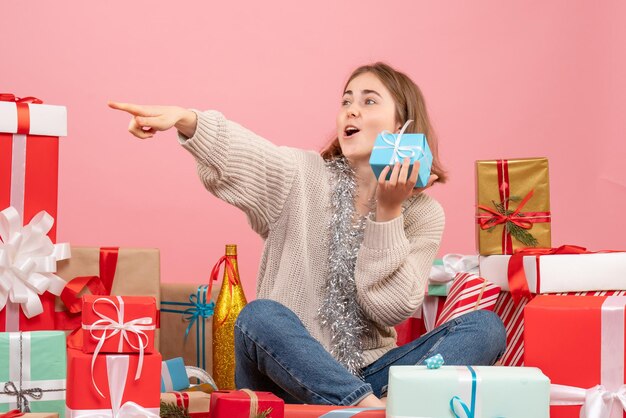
left=107, top=101, right=151, bottom=116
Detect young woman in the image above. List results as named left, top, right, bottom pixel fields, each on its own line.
left=110, top=62, right=506, bottom=408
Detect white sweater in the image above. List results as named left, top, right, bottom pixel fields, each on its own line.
left=180, top=110, right=445, bottom=366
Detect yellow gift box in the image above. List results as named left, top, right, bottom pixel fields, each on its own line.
left=475, top=158, right=551, bottom=255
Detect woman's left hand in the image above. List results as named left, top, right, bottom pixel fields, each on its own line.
left=375, top=158, right=438, bottom=222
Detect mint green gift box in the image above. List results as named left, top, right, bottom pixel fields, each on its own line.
left=386, top=365, right=550, bottom=418
left=0, top=332, right=66, bottom=417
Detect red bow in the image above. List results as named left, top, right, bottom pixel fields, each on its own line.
left=0, top=93, right=43, bottom=104
left=208, top=254, right=239, bottom=328
left=0, top=410, right=25, bottom=418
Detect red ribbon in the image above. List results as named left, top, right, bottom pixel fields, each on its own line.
left=173, top=391, right=190, bottom=410
left=507, top=245, right=620, bottom=304
left=0, top=93, right=43, bottom=135
left=0, top=410, right=25, bottom=418
left=476, top=159, right=551, bottom=254
left=208, top=254, right=240, bottom=328
left=55, top=247, right=119, bottom=331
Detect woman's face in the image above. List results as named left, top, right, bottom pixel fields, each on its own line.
left=336, top=72, right=401, bottom=164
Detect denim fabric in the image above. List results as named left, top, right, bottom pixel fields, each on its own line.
left=234, top=299, right=506, bottom=405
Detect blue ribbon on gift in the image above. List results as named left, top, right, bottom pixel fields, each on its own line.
left=450, top=366, right=477, bottom=418
left=161, top=284, right=214, bottom=370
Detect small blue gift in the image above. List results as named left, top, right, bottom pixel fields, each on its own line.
left=160, top=357, right=190, bottom=392
left=369, top=120, right=433, bottom=188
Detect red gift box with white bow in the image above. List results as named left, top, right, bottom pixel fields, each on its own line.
left=81, top=295, right=156, bottom=355
left=525, top=295, right=626, bottom=418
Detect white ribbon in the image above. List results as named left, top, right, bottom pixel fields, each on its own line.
left=67, top=355, right=159, bottom=418
left=429, top=254, right=480, bottom=284
left=372, top=120, right=425, bottom=164
left=83, top=296, right=155, bottom=398
left=550, top=296, right=626, bottom=418
left=0, top=206, right=70, bottom=326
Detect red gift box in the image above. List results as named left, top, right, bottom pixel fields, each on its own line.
left=525, top=295, right=626, bottom=418
left=495, top=290, right=626, bottom=367
left=210, top=390, right=284, bottom=418
left=81, top=295, right=156, bottom=354
left=66, top=347, right=161, bottom=416
left=435, top=272, right=500, bottom=327
left=0, top=95, right=68, bottom=333
left=0, top=94, right=66, bottom=242
left=284, top=404, right=385, bottom=417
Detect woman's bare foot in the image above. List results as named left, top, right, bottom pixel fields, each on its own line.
left=355, top=394, right=385, bottom=408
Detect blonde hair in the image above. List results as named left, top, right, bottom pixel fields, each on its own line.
left=321, top=62, right=447, bottom=183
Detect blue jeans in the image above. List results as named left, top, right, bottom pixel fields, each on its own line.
left=234, top=299, right=506, bottom=406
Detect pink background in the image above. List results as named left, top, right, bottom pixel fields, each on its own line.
left=3, top=1, right=625, bottom=298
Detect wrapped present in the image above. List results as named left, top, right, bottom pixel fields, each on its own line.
left=160, top=358, right=189, bottom=393
left=475, top=157, right=551, bottom=255
left=160, top=283, right=217, bottom=374
left=480, top=246, right=626, bottom=295
left=210, top=390, right=284, bottom=418
left=525, top=295, right=626, bottom=418
left=428, top=254, right=479, bottom=296
left=81, top=295, right=156, bottom=355
left=434, top=272, right=501, bottom=327
left=386, top=364, right=550, bottom=417
left=429, top=254, right=479, bottom=284
left=54, top=247, right=160, bottom=347
left=369, top=121, right=433, bottom=188
left=493, top=291, right=529, bottom=366
left=0, top=207, right=70, bottom=332
left=160, top=391, right=209, bottom=416
left=65, top=348, right=160, bottom=417
left=496, top=290, right=626, bottom=367
left=0, top=94, right=67, bottom=242
left=0, top=332, right=66, bottom=417
left=284, top=404, right=384, bottom=417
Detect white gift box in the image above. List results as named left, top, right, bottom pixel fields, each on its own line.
left=479, top=252, right=626, bottom=293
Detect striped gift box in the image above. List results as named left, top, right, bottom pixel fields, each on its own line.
left=495, top=290, right=626, bottom=366
left=435, top=272, right=501, bottom=328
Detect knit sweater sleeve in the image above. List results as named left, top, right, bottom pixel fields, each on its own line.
left=178, top=110, right=296, bottom=236
left=355, top=195, right=445, bottom=327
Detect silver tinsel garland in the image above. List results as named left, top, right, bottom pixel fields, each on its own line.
left=318, top=157, right=369, bottom=376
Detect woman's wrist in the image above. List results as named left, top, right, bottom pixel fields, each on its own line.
left=375, top=205, right=402, bottom=222
left=174, top=109, right=198, bottom=138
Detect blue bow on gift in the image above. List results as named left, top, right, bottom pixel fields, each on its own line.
left=161, top=284, right=214, bottom=370
left=449, top=365, right=478, bottom=418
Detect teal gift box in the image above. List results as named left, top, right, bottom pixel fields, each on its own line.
left=161, top=357, right=190, bottom=392
left=387, top=365, right=550, bottom=418
left=0, top=331, right=66, bottom=417
left=369, top=121, right=433, bottom=188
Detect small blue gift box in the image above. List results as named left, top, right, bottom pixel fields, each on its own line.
left=369, top=121, right=433, bottom=188
left=160, top=357, right=190, bottom=392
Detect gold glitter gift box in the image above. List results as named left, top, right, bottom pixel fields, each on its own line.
left=475, top=158, right=551, bottom=255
